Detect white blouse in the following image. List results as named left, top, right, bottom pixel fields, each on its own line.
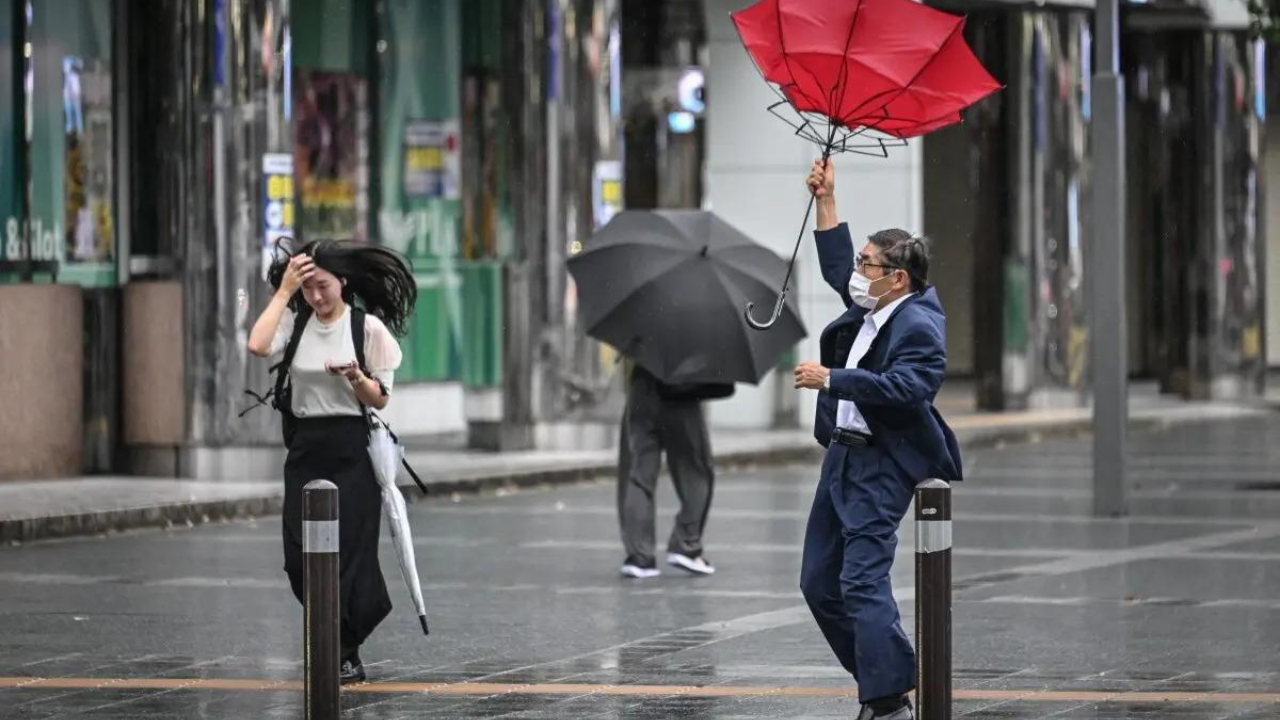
left=268, top=306, right=403, bottom=418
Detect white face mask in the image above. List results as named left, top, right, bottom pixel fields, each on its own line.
left=848, top=270, right=894, bottom=310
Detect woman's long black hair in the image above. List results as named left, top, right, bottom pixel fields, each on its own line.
left=267, top=240, right=418, bottom=337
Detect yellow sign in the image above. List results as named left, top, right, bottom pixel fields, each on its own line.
left=262, top=152, right=294, bottom=249
left=406, top=147, right=444, bottom=172
left=601, top=179, right=622, bottom=205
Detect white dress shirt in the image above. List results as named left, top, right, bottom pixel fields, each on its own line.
left=835, top=293, right=915, bottom=434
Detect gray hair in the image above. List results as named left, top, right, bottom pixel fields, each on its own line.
left=866, top=228, right=930, bottom=292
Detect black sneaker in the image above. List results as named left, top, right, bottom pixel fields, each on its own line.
left=339, top=653, right=366, bottom=685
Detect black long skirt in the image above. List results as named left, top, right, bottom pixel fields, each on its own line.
left=282, top=416, right=392, bottom=654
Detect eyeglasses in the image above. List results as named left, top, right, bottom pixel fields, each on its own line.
left=854, top=257, right=901, bottom=273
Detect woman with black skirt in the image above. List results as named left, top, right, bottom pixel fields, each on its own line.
left=247, top=240, right=417, bottom=684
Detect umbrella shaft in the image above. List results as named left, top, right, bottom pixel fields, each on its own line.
left=778, top=135, right=837, bottom=297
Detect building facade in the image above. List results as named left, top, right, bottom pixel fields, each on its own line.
left=0, top=0, right=1274, bottom=480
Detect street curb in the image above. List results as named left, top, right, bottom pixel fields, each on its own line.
left=0, top=496, right=284, bottom=546
left=0, top=408, right=1263, bottom=545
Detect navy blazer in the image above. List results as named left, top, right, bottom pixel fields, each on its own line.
left=812, top=223, right=963, bottom=483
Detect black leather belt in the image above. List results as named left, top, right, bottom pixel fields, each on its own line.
left=832, top=427, right=873, bottom=447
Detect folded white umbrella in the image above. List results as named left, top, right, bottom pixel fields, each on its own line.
left=368, top=421, right=429, bottom=635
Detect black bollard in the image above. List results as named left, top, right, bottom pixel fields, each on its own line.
left=914, top=479, right=952, bottom=720
left=303, top=480, right=340, bottom=720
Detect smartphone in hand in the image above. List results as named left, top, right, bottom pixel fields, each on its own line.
left=325, top=360, right=358, bottom=375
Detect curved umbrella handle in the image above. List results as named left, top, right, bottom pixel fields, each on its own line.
left=745, top=150, right=834, bottom=333
left=745, top=190, right=816, bottom=333
left=745, top=290, right=788, bottom=330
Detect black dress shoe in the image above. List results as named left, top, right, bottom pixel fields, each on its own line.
left=339, top=654, right=366, bottom=685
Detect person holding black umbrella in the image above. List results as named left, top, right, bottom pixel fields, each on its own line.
left=617, top=358, right=731, bottom=579
left=564, top=209, right=807, bottom=580
left=791, top=158, right=962, bottom=720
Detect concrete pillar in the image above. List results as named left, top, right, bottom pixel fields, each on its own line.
left=464, top=0, right=623, bottom=451
left=131, top=0, right=293, bottom=477
left=461, top=0, right=546, bottom=451
left=1266, top=112, right=1280, bottom=369
left=122, top=281, right=186, bottom=475
left=1006, top=13, right=1092, bottom=411
left=1186, top=32, right=1266, bottom=399
left=0, top=285, right=83, bottom=478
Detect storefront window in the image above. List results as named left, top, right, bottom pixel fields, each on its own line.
left=292, top=0, right=371, bottom=245
left=294, top=69, right=369, bottom=243
left=376, top=0, right=466, bottom=383
left=0, top=0, right=115, bottom=286
left=289, top=0, right=502, bottom=387
left=0, top=1, right=19, bottom=271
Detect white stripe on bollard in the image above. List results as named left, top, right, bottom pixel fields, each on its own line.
left=304, top=520, right=339, bottom=554
left=917, top=520, right=952, bottom=554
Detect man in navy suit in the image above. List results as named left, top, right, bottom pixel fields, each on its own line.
left=792, top=159, right=963, bottom=720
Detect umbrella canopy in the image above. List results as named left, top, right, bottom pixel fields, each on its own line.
left=368, top=424, right=429, bottom=636
left=727, top=0, right=1001, bottom=329
left=732, top=0, right=1001, bottom=143
left=568, top=210, right=806, bottom=385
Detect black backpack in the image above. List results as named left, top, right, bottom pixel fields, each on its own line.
left=242, top=307, right=427, bottom=495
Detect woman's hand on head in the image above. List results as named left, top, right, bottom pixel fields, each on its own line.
left=279, top=255, right=316, bottom=296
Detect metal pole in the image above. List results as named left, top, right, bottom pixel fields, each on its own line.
left=1091, top=0, right=1129, bottom=517
left=303, top=480, right=340, bottom=719
left=915, top=479, right=952, bottom=720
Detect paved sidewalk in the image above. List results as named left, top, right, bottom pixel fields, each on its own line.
left=0, top=397, right=1270, bottom=544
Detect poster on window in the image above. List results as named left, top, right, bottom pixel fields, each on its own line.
left=592, top=160, right=623, bottom=229
left=63, top=56, right=114, bottom=264
left=261, top=152, right=294, bottom=277
left=403, top=119, right=460, bottom=201
left=294, top=71, right=368, bottom=243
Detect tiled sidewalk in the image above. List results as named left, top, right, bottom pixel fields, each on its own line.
left=0, top=397, right=1269, bottom=544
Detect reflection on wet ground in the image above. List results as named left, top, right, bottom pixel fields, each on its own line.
left=3, top=417, right=1280, bottom=718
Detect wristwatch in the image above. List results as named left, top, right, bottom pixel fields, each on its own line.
left=822, top=374, right=831, bottom=391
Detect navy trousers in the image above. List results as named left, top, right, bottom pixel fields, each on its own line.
left=800, top=441, right=916, bottom=702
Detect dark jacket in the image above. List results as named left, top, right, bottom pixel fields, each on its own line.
left=624, top=361, right=735, bottom=403
left=812, top=223, right=963, bottom=483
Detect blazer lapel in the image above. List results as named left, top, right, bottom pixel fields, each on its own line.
left=857, top=293, right=921, bottom=369
left=821, top=305, right=868, bottom=367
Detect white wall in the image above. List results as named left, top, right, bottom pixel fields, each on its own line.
left=701, top=0, right=923, bottom=429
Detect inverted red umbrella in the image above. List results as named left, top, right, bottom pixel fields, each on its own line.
left=732, top=0, right=1001, bottom=329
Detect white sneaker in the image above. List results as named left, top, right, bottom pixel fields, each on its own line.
left=620, top=564, right=661, bottom=579
left=667, top=553, right=715, bottom=576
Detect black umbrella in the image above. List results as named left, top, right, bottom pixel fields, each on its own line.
left=567, top=210, right=807, bottom=386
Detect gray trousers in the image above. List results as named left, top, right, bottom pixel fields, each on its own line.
left=617, top=373, right=715, bottom=567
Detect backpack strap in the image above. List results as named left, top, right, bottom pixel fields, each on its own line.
left=349, top=308, right=372, bottom=428
left=272, top=307, right=313, bottom=409
left=239, top=307, right=311, bottom=417
left=351, top=307, right=367, bottom=373
left=350, top=307, right=388, bottom=398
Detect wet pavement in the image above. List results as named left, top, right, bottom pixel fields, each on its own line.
left=2, top=415, right=1280, bottom=718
